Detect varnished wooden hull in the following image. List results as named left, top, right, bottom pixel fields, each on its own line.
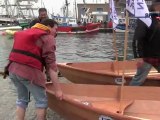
left=46, top=83, right=160, bottom=120
left=57, top=60, right=160, bottom=86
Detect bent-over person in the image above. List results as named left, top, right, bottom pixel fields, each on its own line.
left=7, top=19, right=63, bottom=120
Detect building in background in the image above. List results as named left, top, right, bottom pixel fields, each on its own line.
left=77, top=0, right=154, bottom=23
left=77, top=3, right=109, bottom=23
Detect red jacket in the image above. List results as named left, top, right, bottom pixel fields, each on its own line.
left=9, top=28, right=47, bottom=71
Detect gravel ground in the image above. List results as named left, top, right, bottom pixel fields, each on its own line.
left=0, top=76, right=70, bottom=120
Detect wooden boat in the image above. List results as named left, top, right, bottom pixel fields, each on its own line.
left=57, top=60, right=160, bottom=86
left=46, top=82, right=160, bottom=120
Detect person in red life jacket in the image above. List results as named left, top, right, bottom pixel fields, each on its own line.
left=7, top=19, right=63, bottom=120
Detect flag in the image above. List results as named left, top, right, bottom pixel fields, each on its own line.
left=109, top=0, right=119, bottom=29
left=126, top=0, right=152, bottom=27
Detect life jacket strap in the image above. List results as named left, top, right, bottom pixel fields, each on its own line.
left=12, top=49, right=44, bottom=64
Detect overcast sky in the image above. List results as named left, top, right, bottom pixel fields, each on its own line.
left=0, top=0, right=109, bottom=17
left=36, top=0, right=108, bottom=15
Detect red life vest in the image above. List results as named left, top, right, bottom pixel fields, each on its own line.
left=9, top=28, right=47, bottom=71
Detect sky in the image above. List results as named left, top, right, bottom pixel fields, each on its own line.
left=35, top=0, right=108, bottom=16
left=0, top=0, right=108, bottom=17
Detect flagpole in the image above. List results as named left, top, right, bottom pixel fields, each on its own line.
left=119, top=10, right=129, bottom=114
left=112, top=29, right=118, bottom=61
left=109, top=0, right=119, bottom=75
left=112, top=29, right=119, bottom=75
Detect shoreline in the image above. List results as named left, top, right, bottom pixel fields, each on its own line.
left=0, top=76, right=69, bottom=120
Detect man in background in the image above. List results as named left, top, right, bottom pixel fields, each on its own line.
left=29, top=8, right=48, bottom=27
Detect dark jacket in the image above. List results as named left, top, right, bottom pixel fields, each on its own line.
left=29, top=18, right=41, bottom=28
left=132, top=17, right=160, bottom=58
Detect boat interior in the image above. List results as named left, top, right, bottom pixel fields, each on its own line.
left=46, top=83, right=160, bottom=120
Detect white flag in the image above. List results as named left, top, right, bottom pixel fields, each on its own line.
left=126, top=0, right=135, bottom=15
left=126, top=0, right=152, bottom=27
left=109, top=0, right=119, bottom=29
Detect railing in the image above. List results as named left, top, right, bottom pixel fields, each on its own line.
left=0, top=17, right=13, bottom=22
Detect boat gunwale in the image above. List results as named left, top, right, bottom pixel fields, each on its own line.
left=46, top=83, right=142, bottom=120
left=57, top=62, right=118, bottom=77
left=57, top=62, right=160, bottom=80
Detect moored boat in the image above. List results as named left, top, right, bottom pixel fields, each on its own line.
left=0, top=25, right=22, bottom=31
left=57, top=23, right=100, bottom=34
left=53, top=0, right=101, bottom=34
left=0, top=25, right=22, bottom=36
left=46, top=82, right=160, bottom=120
left=57, top=60, right=160, bottom=86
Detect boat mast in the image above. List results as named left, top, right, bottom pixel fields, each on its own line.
left=4, top=0, right=9, bottom=16
left=74, top=0, right=77, bottom=23
left=83, top=0, right=86, bottom=22
left=41, top=0, right=43, bottom=7
left=65, top=0, right=69, bottom=17
left=61, top=0, right=69, bottom=23
left=83, top=0, right=89, bottom=23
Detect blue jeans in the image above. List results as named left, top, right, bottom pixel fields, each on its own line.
left=9, top=73, right=48, bottom=109
left=129, top=62, right=152, bottom=86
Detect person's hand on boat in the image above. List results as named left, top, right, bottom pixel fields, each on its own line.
left=55, top=89, right=63, bottom=100
left=48, top=68, right=63, bottom=100
left=136, top=58, right=144, bottom=68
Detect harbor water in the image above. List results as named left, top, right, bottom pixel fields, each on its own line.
left=0, top=32, right=134, bottom=119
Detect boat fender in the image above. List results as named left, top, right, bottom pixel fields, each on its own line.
left=68, top=31, right=72, bottom=34
left=114, top=78, right=126, bottom=85
left=99, top=115, right=113, bottom=120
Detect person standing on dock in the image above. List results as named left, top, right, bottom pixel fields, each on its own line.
left=29, top=8, right=49, bottom=28
left=6, top=19, right=63, bottom=120
left=130, top=2, right=160, bottom=86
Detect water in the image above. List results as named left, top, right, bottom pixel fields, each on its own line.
left=0, top=32, right=134, bottom=70
left=56, top=32, right=134, bottom=62
left=0, top=35, right=13, bottom=71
